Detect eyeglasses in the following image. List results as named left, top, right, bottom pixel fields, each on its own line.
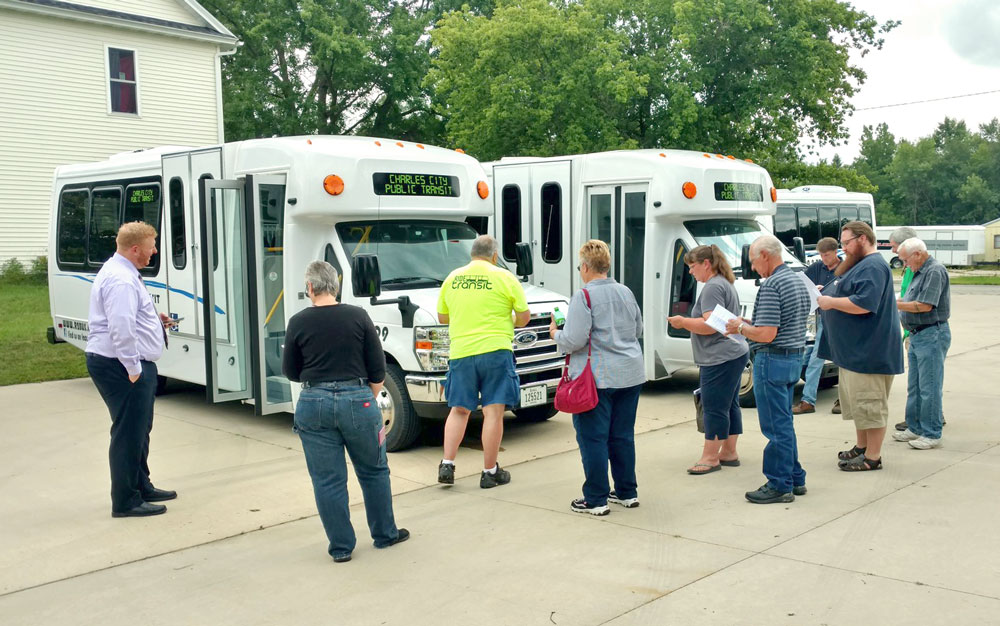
left=840, top=235, right=859, bottom=246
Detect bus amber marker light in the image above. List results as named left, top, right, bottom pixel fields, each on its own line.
left=477, top=181, right=489, bottom=199
left=770, top=187, right=777, bottom=202
left=682, top=182, right=697, bottom=199
left=323, top=175, right=345, bottom=196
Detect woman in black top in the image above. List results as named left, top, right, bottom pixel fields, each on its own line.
left=282, top=260, right=408, bottom=562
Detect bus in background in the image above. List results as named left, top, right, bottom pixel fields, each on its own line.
left=875, top=225, right=986, bottom=268
left=48, top=136, right=568, bottom=451
left=486, top=150, right=838, bottom=407
left=774, top=186, right=876, bottom=261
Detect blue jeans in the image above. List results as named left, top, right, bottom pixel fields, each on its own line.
left=699, top=353, right=747, bottom=440
left=800, top=317, right=825, bottom=406
left=905, top=323, right=951, bottom=439
left=294, top=382, right=400, bottom=559
left=753, top=351, right=806, bottom=493
left=572, top=384, right=642, bottom=506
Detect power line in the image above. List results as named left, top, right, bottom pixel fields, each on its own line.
left=856, top=89, right=1000, bottom=111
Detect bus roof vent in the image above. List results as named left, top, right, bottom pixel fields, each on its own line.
left=791, top=185, right=847, bottom=193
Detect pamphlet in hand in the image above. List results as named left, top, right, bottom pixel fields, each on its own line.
left=796, top=272, right=821, bottom=313
left=705, top=304, right=745, bottom=343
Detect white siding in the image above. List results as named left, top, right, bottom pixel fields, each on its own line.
left=74, top=0, right=203, bottom=26
left=0, top=9, right=223, bottom=263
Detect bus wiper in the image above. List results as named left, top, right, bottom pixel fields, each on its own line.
left=381, top=276, right=443, bottom=286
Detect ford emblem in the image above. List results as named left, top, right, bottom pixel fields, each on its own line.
left=513, top=330, right=538, bottom=349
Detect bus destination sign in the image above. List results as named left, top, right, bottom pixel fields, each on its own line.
left=373, top=172, right=460, bottom=197
left=714, top=182, right=763, bottom=202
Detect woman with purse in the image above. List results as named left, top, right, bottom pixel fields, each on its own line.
left=668, top=245, right=749, bottom=475
left=549, top=240, right=645, bottom=516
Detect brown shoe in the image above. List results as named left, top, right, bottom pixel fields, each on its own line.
left=831, top=399, right=842, bottom=414
left=792, top=401, right=815, bottom=414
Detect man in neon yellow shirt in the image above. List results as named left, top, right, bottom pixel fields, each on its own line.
left=436, top=235, right=530, bottom=488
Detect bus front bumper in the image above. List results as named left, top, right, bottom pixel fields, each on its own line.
left=405, top=361, right=562, bottom=419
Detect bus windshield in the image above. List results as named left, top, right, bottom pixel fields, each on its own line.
left=684, top=219, right=802, bottom=274
left=337, top=220, right=505, bottom=289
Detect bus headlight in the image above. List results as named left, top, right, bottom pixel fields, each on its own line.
left=805, top=314, right=817, bottom=343
left=415, top=326, right=450, bottom=372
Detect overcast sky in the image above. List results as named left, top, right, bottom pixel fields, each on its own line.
left=810, top=0, right=1000, bottom=164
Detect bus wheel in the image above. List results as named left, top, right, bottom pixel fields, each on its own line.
left=514, top=404, right=558, bottom=422
left=155, top=375, right=169, bottom=396
left=738, top=360, right=757, bottom=408
left=890, top=257, right=903, bottom=269
left=379, top=364, right=422, bottom=452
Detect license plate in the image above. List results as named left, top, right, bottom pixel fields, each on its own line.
left=519, top=384, right=547, bottom=408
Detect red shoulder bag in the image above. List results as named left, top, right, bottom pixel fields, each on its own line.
left=554, top=289, right=599, bottom=414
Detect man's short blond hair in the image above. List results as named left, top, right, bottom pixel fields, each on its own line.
left=579, top=239, right=611, bottom=274
left=117, top=221, right=158, bottom=249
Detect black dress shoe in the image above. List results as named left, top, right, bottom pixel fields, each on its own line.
left=112, top=502, right=167, bottom=518
left=381, top=528, right=410, bottom=548
left=141, top=487, right=177, bottom=502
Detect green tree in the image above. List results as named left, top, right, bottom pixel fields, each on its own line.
left=766, top=160, right=875, bottom=193
left=425, top=0, right=646, bottom=160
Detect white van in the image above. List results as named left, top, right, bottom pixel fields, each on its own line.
left=48, top=136, right=567, bottom=450
left=486, top=150, right=837, bottom=405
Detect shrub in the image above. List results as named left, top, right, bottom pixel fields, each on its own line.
left=0, top=256, right=48, bottom=285
left=29, top=256, right=48, bottom=284
left=0, top=258, right=27, bottom=284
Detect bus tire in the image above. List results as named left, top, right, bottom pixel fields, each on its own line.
left=155, top=375, right=169, bottom=396
left=738, top=359, right=756, bottom=408
left=890, top=257, right=903, bottom=269
left=514, top=404, right=558, bottom=422
left=379, top=364, right=422, bottom=452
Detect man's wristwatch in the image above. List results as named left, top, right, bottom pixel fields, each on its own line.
left=737, top=322, right=746, bottom=335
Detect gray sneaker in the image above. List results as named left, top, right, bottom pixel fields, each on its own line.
left=480, top=464, right=511, bottom=489
left=745, top=483, right=794, bottom=504
left=438, top=462, right=454, bottom=485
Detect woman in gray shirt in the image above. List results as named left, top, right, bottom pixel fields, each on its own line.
left=668, top=245, right=749, bottom=475
left=550, top=240, right=645, bottom=516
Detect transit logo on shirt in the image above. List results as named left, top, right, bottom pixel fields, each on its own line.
left=450, top=275, right=493, bottom=291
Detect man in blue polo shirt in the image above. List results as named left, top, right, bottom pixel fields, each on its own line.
left=726, top=234, right=810, bottom=504
left=892, top=238, right=950, bottom=450
left=817, top=221, right=904, bottom=472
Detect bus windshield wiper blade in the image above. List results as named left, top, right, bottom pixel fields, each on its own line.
left=381, top=276, right=443, bottom=286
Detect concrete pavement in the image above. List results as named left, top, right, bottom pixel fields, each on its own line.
left=1, top=290, right=998, bottom=625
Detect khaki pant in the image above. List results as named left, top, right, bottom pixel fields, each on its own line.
left=839, top=368, right=894, bottom=429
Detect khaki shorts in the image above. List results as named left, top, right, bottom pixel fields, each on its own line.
left=838, top=368, right=894, bottom=430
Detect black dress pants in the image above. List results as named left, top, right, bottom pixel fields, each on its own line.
left=86, top=353, right=157, bottom=512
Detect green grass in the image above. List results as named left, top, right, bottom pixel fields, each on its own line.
left=950, top=275, right=1000, bottom=285
left=0, top=283, right=88, bottom=386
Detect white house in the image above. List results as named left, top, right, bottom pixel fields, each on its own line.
left=0, top=0, right=238, bottom=264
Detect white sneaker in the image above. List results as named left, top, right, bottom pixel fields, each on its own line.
left=909, top=437, right=941, bottom=450
left=608, top=491, right=640, bottom=508
left=892, top=429, right=920, bottom=442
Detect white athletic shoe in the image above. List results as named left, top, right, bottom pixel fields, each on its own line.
left=892, top=429, right=920, bottom=442
left=909, top=437, right=941, bottom=450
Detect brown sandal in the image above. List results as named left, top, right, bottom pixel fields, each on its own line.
left=837, top=445, right=865, bottom=461
left=840, top=455, right=882, bottom=471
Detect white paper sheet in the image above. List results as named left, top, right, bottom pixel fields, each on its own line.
left=797, top=271, right=821, bottom=313
left=705, top=304, right=744, bottom=343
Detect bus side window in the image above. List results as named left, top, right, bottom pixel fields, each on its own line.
left=88, top=187, right=122, bottom=266
left=501, top=184, right=521, bottom=262
left=57, top=188, right=89, bottom=268
left=324, top=243, right=344, bottom=300
left=819, top=206, right=839, bottom=240
left=667, top=240, right=695, bottom=339
left=840, top=205, right=859, bottom=227
left=540, top=182, right=562, bottom=263
left=200, top=174, right=218, bottom=271
left=798, top=207, right=819, bottom=246
left=124, top=182, right=161, bottom=275
left=774, top=206, right=797, bottom=246
left=169, top=178, right=186, bottom=269
left=859, top=205, right=873, bottom=227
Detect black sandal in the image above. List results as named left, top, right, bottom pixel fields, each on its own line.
left=837, top=445, right=866, bottom=461
left=840, top=455, right=882, bottom=472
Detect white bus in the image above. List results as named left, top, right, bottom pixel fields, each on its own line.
left=774, top=186, right=876, bottom=260
left=48, top=136, right=568, bottom=451
left=875, top=225, right=986, bottom=267
left=486, top=150, right=838, bottom=406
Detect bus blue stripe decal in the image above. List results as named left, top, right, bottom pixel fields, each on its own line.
left=56, top=274, right=226, bottom=315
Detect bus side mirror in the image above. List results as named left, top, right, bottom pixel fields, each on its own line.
left=351, top=254, right=382, bottom=298
left=741, top=244, right=760, bottom=281
left=793, top=236, right=806, bottom=263
left=515, top=242, right=533, bottom=279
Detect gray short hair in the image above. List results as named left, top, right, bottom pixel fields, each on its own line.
left=470, top=234, right=498, bottom=259
left=305, top=260, right=340, bottom=296
left=890, top=227, right=918, bottom=244
left=898, top=237, right=927, bottom=256
left=751, top=234, right=783, bottom=259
